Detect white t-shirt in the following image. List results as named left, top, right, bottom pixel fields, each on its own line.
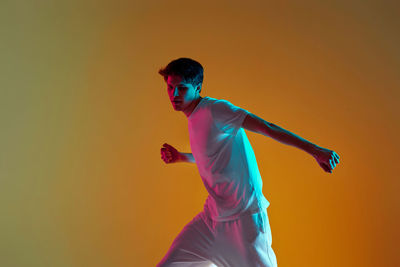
left=188, top=96, right=270, bottom=222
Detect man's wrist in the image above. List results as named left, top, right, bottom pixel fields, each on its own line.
left=178, top=152, right=187, bottom=162
left=178, top=152, right=195, bottom=163
left=305, top=143, right=320, bottom=158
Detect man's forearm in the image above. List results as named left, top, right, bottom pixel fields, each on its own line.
left=179, top=152, right=196, bottom=163
left=242, top=113, right=339, bottom=173
left=267, top=123, right=318, bottom=156
left=243, top=113, right=319, bottom=156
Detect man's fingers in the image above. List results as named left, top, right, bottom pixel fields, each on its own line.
left=161, top=150, right=173, bottom=164
left=320, top=162, right=332, bottom=173
left=325, top=163, right=332, bottom=173
left=161, top=155, right=170, bottom=164
left=161, top=147, right=173, bottom=156
left=333, top=152, right=340, bottom=163
left=323, top=164, right=329, bottom=172
left=330, top=159, right=336, bottom=168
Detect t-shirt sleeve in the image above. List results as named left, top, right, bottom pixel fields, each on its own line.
left=211, top=99, right=250, bottom=134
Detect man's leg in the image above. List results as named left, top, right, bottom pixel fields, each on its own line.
left=157, top=212, right=216, bottom=267
left=210, top=209, right=278, bottom=267
left=251, top=210, right=278, bottom=267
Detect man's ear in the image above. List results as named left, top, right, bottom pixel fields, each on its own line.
left=196, top=84, right=202, bottom=94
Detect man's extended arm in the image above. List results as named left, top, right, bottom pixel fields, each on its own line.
left=242, top=113, right=317, bottom=154
left=242, top=112, right=340, bottom=173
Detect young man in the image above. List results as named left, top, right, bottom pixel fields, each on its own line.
left=157, top=58, right=340, bottom=267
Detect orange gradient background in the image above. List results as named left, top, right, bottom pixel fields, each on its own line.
left=1, top=1, right=399, bottom=266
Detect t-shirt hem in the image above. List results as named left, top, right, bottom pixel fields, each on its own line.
left=204, top=200, right=270, bottom=222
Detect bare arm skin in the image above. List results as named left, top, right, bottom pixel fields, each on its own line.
left=160, top=143, right=195, bottom=164
left=242, top=112, right=340, bottom=173
left=179, top=152, right=195, bottom=163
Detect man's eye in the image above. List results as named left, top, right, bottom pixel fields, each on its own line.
left=167, top=86, right=186, bottom=91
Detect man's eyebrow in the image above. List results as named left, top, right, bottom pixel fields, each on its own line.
left=167, top=83, right=188, bottom=87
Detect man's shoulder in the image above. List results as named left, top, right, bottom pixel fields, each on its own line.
left=203, top=96, right=229, bottom=105
left=203, top=96, right=218, bottom=102
left=203, top=97, right=246, bottom=114
left=200, top=96, right=218, bottom=108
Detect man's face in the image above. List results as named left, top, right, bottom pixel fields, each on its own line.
left=166, top=75, right=200, bottom=111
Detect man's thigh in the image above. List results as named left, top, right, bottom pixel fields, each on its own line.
left=157, top=212, right=215, bottom=267
left=157, top=210, right=278, bottom=267
left=211, top=210, right=278, bottom=267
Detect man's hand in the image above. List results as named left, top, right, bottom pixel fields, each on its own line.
left=312, top=146, right=340, bottom=174
left=160, top=143, right=182, bottom=164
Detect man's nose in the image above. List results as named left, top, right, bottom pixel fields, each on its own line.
left=173, top=87, right=179, bottom=97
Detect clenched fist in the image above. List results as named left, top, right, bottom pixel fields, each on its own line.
left=160, top=143, right=182, bottom=164
left=312, top=146, right=340, bottom=174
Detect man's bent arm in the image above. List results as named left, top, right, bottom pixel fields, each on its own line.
left=242, top=112, right=318, bottom=156
left=179, top=152, right=196, bottom=163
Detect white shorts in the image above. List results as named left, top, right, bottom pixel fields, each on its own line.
left=157, top=209, right=278, bottom=267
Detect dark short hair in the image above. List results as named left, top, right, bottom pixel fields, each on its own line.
left=158, top=57, right=204, bottom=87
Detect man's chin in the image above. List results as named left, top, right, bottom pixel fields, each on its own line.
left=172, top=106, right=183, bottom=111
left=172, top=103, right=184, bottom=110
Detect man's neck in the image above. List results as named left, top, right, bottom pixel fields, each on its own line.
left=184, top=96, right=203, bottom=118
